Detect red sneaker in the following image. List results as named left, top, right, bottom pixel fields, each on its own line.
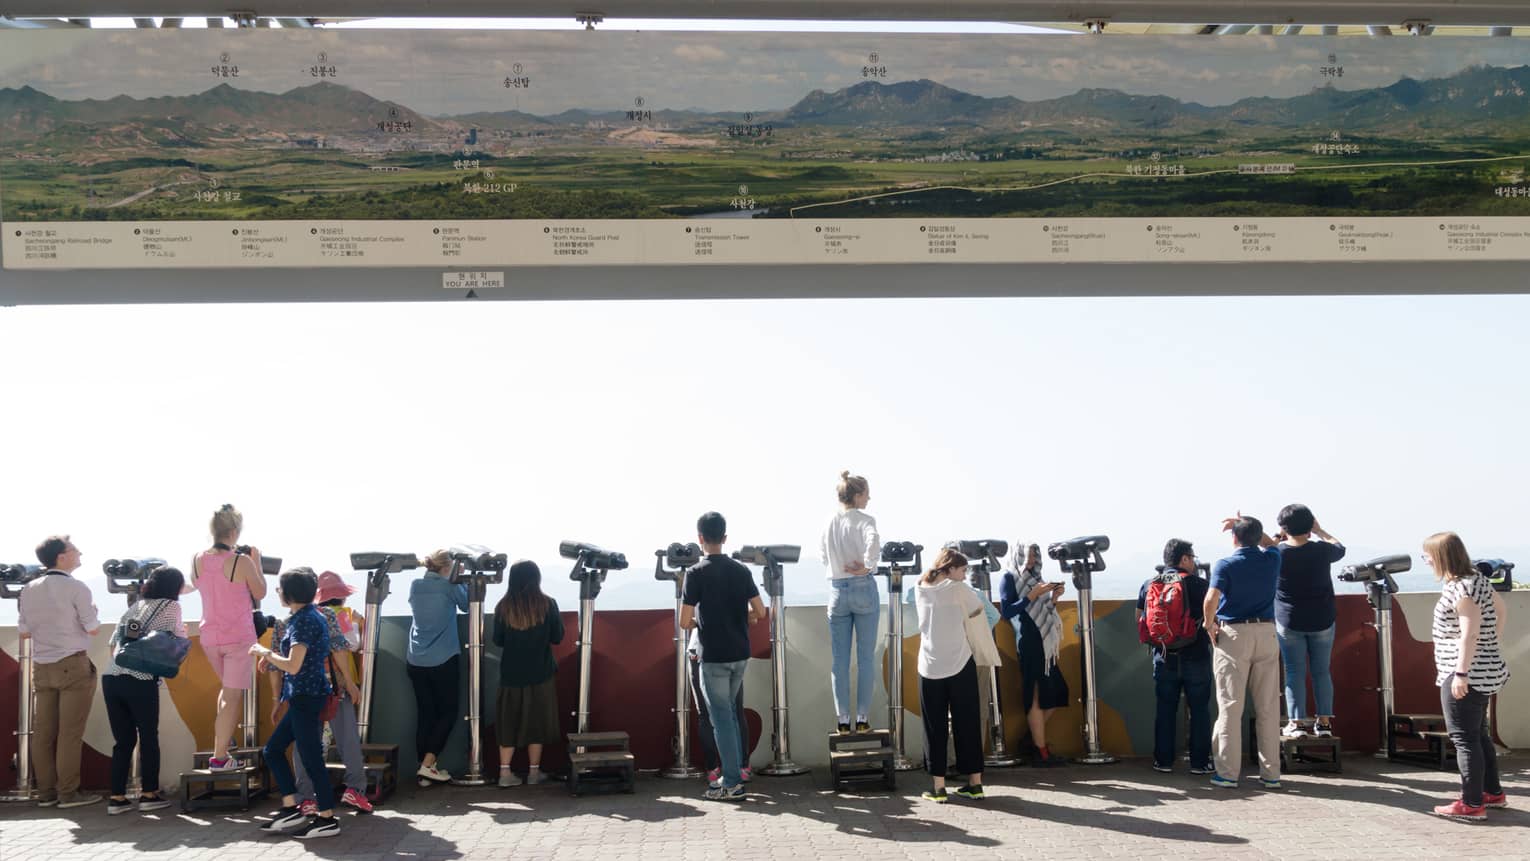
left=1432, top=800, right=1486, bottom=822
left=299, top=799, right=318, bottom=817
left=1481, top=791, right=1508, bottom=809
left=341, top=787, right=374, bottom=814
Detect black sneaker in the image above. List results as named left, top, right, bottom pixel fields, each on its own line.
left=854, top=720, right=871, bottom=733
left=290, top=815, right=341, bottom=839
left=107, top=798, right=135, bottom=815
left=921, top=789, right=948, bottom=803
left=836, top=722, right=851, bottom=735
left=952, top=784, right=985, bottom=800
left=259, top=806, right=308, bottom=833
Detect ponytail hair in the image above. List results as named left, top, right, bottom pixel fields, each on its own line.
left=422, top=549, right=452, bottom=574
left=921, top=547, right=968, bottom=586
left=836, top=471, right=869, bottom=506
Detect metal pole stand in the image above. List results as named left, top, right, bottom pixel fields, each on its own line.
left=1369, top=578, right=1396, bottom=758
left=961, top=541, right=1017, bottom=768
left=449, top=547, right=507, bottom=787
left=733, top=545, right=807, bottom=776
left=349, top=552, right=418, bottom=801
left=0, top=564, right=42, bottom=802
left=562, top=541, right=635, bottom=796
left=1049, top=538, right=1116, bottom=765
left=874, top=544, right=921, bottom=772
left=655, top=544, right=705, bottom=779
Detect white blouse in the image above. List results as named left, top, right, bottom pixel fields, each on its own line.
left=914, top=578, right=981, bottom=679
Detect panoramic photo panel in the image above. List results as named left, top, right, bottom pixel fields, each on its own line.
left=4, top=28, right=1530, bottom=266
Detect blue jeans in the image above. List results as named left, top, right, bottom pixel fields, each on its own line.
left=700, top=660, right=748, bottom=789
left=1153, top=649, right=1213, bottom=770
left=828, top=576, right=880, bottom=722
left=1276, top=624, right=1335, bottom=720
left=265, top=693, right=335, bottom=812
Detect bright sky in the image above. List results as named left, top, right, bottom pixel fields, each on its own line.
left=1, top=293, right=1526, bottom=626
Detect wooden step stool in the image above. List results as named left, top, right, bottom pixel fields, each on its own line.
left=828, top=729, right=897, bottom=792
left=179, top=747, right=271, bottom=812
left=360, top=743, right=399, bottom=801
left=566, top=731, right=635, bottom=796
left=1280, top=734, right=1343, bottom=774
left=1388, top=713, right=1455, bottom=769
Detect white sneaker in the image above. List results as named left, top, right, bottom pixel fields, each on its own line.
left=416, top=764, right=452, bottom=783
left=1281, top=721, right=1304, bottom=739
left=498, top=770, right=522, bottom=788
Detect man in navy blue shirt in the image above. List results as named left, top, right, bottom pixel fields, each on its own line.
left=1137, top=539, right=1213, bottom=775
left=1203, top=514, right=1282, bottom=790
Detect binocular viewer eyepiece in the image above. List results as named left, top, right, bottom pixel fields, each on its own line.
left=657, top=542, right=702, bottom=570
left=1048, top=536, right=1111, bottom=560
left=733, top=545, right=801, bottom=567
left=1475, top=558, right=1515, bottom=592
left=1339, top=553, right=1411, bottom=583
left=103, top=557, right=167, bottom=594
left=447, top=545, right=507, bottom=584
left=349, top=552, right=420, bottom=573
left=881, top=541, right=923, bottom=565
left=562, top=540, right=629, bottom=572
left=1155, top=561, right=1211, bottom=578
left=0, top=563, right=43, bottom=599
left=953, top=539, right=1008, bottom=561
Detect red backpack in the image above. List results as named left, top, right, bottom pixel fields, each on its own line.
left=1140, top=572, right=1199, bottom=650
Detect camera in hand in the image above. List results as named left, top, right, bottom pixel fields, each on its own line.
left=881, top=541, right=922, bottom=564
left=1338, top=553, right=1411, bottom=583
left=1475, top=558, right=1515, bottom=593
left=560, top=540, right=629, bottom=571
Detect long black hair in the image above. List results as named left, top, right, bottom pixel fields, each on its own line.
left=495, top=560, right=550, bottom=630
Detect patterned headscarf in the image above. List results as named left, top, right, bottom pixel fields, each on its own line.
left=1009, top=540, right=1062, bottom=670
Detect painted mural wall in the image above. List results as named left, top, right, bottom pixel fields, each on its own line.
left=1, top=592, right=1524, bottom=792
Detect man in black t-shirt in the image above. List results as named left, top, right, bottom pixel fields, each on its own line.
left=681, top=511, right=764, bottom=802
left=1273, top=504, right=1345, bottom=738
left=1137, top=538, right=1214, bottom=775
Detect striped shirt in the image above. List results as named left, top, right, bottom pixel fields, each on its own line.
left=105, top=599, right=187, bottom=682
left=1432, top=575, right=1509, bottom=694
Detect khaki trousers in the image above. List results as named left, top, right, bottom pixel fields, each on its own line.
left=1211, top=621, right=1281, bottom=781
left=32, top=651, right=97, bottom=796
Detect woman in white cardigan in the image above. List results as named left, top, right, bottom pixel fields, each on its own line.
left=913, top=546, right=987, bottom=804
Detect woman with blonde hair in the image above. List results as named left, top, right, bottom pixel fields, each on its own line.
left=820, top=470, right=881, bottom=734
left=191, top=504, right=267, bottom=772
left=913, top=547, right=985, bottom=803
left=1424, top=532, right=1510, bottom=821
left=408, top=549, right=469, bottom=785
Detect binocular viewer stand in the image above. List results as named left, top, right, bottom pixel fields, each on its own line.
left=565, top=544, right=636, bottom=796
left=448, top=547, right=508, bottom=787
left=1054, top=544, right=1117, bottom=766
left=733, top=545, right=807, bottom=777
left=873, top=546, right=920, bottom=773
left=655, top=545, right=706, bottom=780
left=0, top=565, right=41, bottom=802
left=963, top=542, right=1018, bottom=768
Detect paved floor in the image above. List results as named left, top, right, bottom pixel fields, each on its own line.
left=2, top=756, right=1528, bottom=861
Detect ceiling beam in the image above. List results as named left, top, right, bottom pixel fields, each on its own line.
left=3, top=1, right=1530, bottom=26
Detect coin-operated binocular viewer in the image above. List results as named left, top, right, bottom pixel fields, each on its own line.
left=347, top=551, right=420, bottom=800
left=562, top=541, right=636, bottom=796
left=104, top=557, right=167, bottom=799
left=874, top=541, right=922, bottom=772
left=655, top=542, right=706, bottom=779
left=732, top=544, right=806, bottom=776
left=956, top=539, right=1018, bottom=768
left=447, top=547, right=507, bottom=787
left=1047, top=535, right=1116, bottom=765
left=0, top=563, right=43, bottom=803
left=562, top=541, right=628, bottom=735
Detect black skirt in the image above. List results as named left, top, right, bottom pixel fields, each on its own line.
left=1015, top=612, right=1070, bottom=711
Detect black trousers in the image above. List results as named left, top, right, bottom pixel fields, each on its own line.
left=408, top=655, right=461, bottom=759
left=101, top=674, right=160, bottom=797
left=919, top=658, right=983, bottom=778
left=1442, top=684, right=1502, bottom=806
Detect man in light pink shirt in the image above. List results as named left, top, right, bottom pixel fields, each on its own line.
left=17, top=534, right=101, bottom=808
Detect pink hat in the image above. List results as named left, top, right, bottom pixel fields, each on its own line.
left=316, top=570, right=356, bottom=604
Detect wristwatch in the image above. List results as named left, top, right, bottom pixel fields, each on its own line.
left=1453, top=671, right=1469, bottom=678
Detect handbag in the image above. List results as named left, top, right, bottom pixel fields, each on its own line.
left=963, top=602, right=1003, bottom=668
left=318, top=656, right=341, bottom=722
left=116, top=601, right=193, bottom=679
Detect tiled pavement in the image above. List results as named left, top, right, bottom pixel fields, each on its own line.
left=3, top=756, right=1528, bottom=861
